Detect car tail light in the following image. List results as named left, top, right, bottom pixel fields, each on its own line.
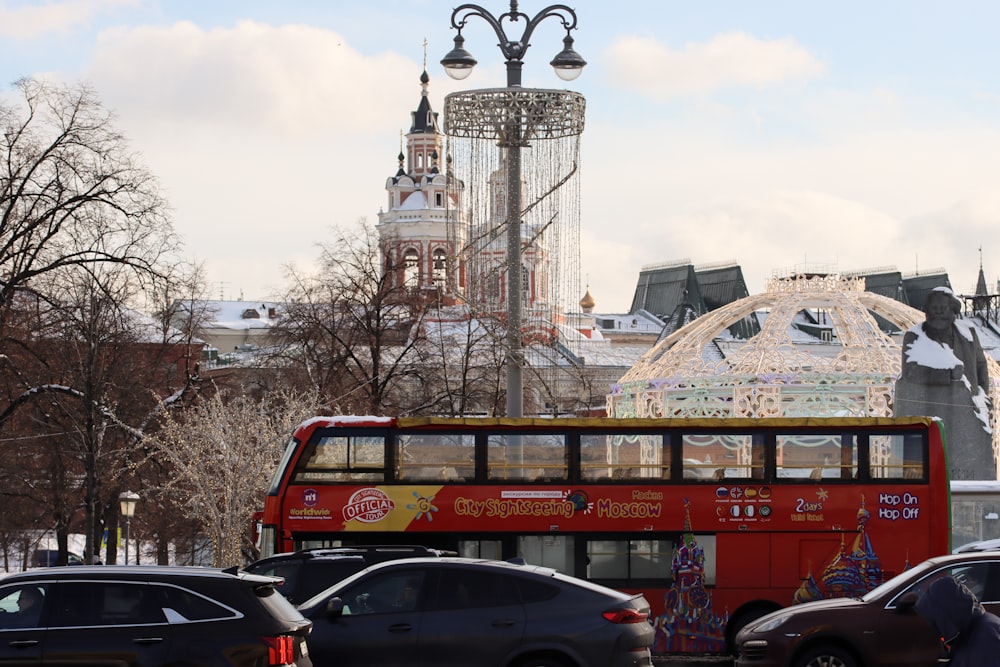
left=263, top=635, right=295, bottom=666
left=602, top=607, right=649, bottom=624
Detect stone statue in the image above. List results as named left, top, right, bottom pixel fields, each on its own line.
left=894, top=287, right=995, bottom=479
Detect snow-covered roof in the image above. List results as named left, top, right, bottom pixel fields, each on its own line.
left=590, top=309, right=664, bottom=334
left=398, top=191, right=427, bottom=211
left=180, top=300, right=283, bottom=331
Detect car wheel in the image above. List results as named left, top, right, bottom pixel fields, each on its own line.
left=795, top=645, right=858, bottom=667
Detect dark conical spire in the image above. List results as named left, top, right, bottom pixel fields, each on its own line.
left=409, top=69, right=440, bottom=134
left=976, top=246, right=989, bottom=296
left=395, top=150, right=405, bottom=178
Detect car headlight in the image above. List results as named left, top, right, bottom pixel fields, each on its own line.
left=752, top=615, right=789, bottom=633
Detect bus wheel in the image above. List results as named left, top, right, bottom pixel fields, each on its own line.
left=795, top=645, right=857, bottom=667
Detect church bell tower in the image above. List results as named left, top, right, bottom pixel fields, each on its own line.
left=376, top=69, right=465, bottom=305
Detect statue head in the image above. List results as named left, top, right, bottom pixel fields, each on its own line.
left=923, top=288, right=960, bottom=340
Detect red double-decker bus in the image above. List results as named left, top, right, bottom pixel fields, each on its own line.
left=259, top=415, right=950, bottom=654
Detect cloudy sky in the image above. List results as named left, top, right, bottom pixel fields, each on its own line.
left=3, top=0, right=1000, bottom=312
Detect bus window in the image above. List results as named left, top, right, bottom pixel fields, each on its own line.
left=580, top=433, right=670, bottom=480
left=587, top=539, right=673, bottom=580
left=293, top=435, right=385, bottom=483
left=488, top=434, right=567, bottom=481
left=457, top=540, right=503, bottom=560
left=870, top=433, right=926, bottom=480
left=682, top=434, right=762, bottom=480
left=518, top=535, right=575, bottom=574
left=397, top=433, right=475, bottom=481
left=777, top=433, right=857, bottom=479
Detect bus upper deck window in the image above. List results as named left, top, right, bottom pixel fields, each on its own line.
left=488, top=433, right=567, bottom=481
left=397, top=433, right=475, bottom=481
left=682, top=434, right=763, bottom=480
left=293, top=435, right=386, bottom=482
left=580, top=433, right=669, bottom=480
left=870, top=433, right=926, bottom=480
left=777, top=434, right=857, bottom=480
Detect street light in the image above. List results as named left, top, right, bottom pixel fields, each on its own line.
left=119, top=490, right=139, bottom=565
left=441, top=2, right=586, bottom=86
left=442, top=1, right=586, bottom=418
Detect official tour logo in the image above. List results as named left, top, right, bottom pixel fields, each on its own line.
left=342, top=488, right=395, bottom=523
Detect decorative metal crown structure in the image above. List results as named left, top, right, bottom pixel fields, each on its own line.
left=608, top=273, right=1000, bottom=452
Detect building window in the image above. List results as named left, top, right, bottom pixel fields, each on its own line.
left=403, top=249, right=419, bottom=287
left=433, top=249, right=447, bottom=287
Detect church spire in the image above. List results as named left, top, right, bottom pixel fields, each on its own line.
left=409, top=67, right=439, bottom=135
left=976, top=246, right=989, bottom=297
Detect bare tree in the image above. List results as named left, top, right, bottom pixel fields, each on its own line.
left=143, top=387, right=319, bottom=567
left=0, top=75, right=182, bottom=412
left=1, top=262, right=201, bottom=564
left=0, top=77, right=186, bottom=563
left=0, top=77, right=177, bottom=346
left=413, top=305, right=506, bottom=416
left=273, top=221, right=431, bottom=415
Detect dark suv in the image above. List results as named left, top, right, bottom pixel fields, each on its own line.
left=298, top=557, right=655, bottom=667
left=31, top=549, right=85, bottom=567
left=0, top=565, right=312, bottom=666
left=245, top=545, right=454, bottom=605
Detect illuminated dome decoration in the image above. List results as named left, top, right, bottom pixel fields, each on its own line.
left=610, top=273, right=940, bottom=419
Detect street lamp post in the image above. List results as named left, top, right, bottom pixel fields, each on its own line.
left=442, top=1, right=586, bottom=418
left=119, top=490, right=139, bottom=565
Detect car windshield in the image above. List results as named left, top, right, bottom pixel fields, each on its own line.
left=861, top=559, right=940, bottom=603
left=296, top=564, right=378, bottom=611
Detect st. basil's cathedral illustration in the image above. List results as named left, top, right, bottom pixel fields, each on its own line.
left=794, top=495, right=896, bottom=603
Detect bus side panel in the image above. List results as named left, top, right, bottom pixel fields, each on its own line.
left=716, top=532, right=769, bottom=589
left=772, top=533, right=841, bottom=592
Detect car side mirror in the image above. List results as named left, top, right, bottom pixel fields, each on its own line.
left=896, top=591, right=919, bottom=611
left=326, top=597, right=345, bottom=618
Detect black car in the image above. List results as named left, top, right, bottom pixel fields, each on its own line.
left=298, top=556, right=654, bottom=667
left=245, top=544, right=454, bottom=604
left=0, top=565, right=312, bottom=666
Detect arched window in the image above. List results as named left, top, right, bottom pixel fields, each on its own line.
left=403, top=248, right=420, bottom=287
left=432, top=249, right=447, bottom=287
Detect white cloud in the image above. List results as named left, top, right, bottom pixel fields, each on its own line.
left=0, top=0, right=136, bottom=40
left=578, top=106, right=1000, bottom=311
left=87, top=20, right=455, bottom=137
left=605, top=31, right=825, bottom=99
left=73, top=20, right=470, bottom=300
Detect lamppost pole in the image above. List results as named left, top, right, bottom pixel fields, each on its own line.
left=119, top=490, right=139, bottom=565
left=442, top=1, right=585, bottom=418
